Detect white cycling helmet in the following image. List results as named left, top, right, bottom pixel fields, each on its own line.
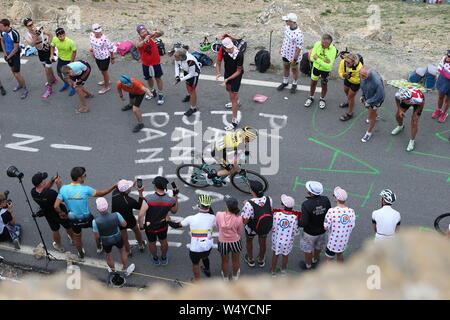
left=380, top=189, right=396, bottom=204
left=398, top=87, right=412, bottom=100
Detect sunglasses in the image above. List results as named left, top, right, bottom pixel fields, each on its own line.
left=27, top=23, right=34, bottom=27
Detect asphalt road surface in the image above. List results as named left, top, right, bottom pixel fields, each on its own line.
left=0, top=54, right=448, bottom=288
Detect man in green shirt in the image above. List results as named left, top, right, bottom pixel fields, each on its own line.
left=50, top=28, right=77, bottom=96
left=304, top=34, right=337, bottom=109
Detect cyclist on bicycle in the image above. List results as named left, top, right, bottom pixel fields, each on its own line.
left=208, top=126, right=258, bottom=186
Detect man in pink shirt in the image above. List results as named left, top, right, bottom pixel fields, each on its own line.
left=215, top=197, right=244, bottom=281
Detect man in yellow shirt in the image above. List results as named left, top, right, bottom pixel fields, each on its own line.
left=338, top=53, right=363, bottom=121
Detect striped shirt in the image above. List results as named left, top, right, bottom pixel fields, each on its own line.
left=144, top=193, right=175, bottom=232
left=181, top=212, right=216, bottom=252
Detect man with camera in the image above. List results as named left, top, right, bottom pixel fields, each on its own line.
left=0, top=193, right=21, bottom=249
left=138, top=177, right=179, bottom=265
left=54, top=167, right=118, bottom=259
left=30, top=172, right=75, bottom=253
left=23, top=18, right=57, bottom=99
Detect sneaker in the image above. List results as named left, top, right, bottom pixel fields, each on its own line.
left=366, top=116, right=381, bottom=124
left=271, top=271, right=277, bottom=277
left=182, top=95, right=190, bottom=103
left=201, top=266, right=211, bottom=278
left=205, top=176, right=214, bottom=186
left=280, top=269, right=287, bottom=276
left=121, top=104, right=132, bottom=111
left=225, top=102, right=241, bottom=109
left=244, top=255, right=255, bottom=268
left=221, top=271, right=229, bottom=281
left=232, top=268, right=240, bottom=281
left=98, top=87, right=111, bottom=94
left=68, top=87, right=76, bottom=97
left=361, top=132, right=372, bottom=143
left=257, top=259, right=265, bottom=268
left=96, top=244, right=103, bottom=254
left=277, top=82, right=288, bottom=91
left=300, top=261, right=313, bottom=271
left=20, top=88, right=29, bottom=99
left=78, top=248, right=86, bottom=260
left=184, top=107, right=198, bottom=117
left=319, top=98, right=326, bottom=109
left=152, top=256, right=161, bottom=265
left=225, top=119, right=239, bottom=131
left=41, top=89, right=52, bottom=99
left=432, top=108, right=442, bottom=119
left=13, top=239, right=20, bottom=250
left=151, top=88, right=157, bottom=97
left=132, top=123, right=144, bottom=133
left=52, top=241, right=65, bottom=253
left=0, top=86, right=6, bottom=96
left=157, top=95, right=165, bottom=105
left=222, top=176, right=231, bottom=185
left=290, top=84, right=297, bottom=94
left=123, top=263, right=135, bottom=277
left=406, top=140, right=415, bottom=152
left=438, top=112, right=448, bottom=123
left=138, top=240, right=147, bottom=253
left=13, top=85, right=22, bottom=92
left=391, top=125, right=404, bottom=135
left=145, top=94, right=152, bottom=100
left=59, top=82, right=70, bottom=92
left=160, top=255, right=168, bottom=265
left=304, top=97, right=314, bottom=108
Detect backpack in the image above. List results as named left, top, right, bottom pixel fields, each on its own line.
left=155, top=39, right=165, bottom=56
left=116, top=41, right=134, bottom=56
left=300, top=51, right=312, bottom=76
left=130, top=46, right=140, bottom=61
left=255, top=50, right=270, bottom=73
left=247, top=197, right=273, bottom=235
left=191, top=51, right=213, bottom=67
left=233, top=38, right=247, bottom=54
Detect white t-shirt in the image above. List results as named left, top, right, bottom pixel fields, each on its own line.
left=280, top=25, right=303, bottom=62
left=25, top=28, right=49, bottom=51
left=181, top=212, right=216, bottom=252
left=372, top=205, right=401, bottom=242
left=324, top=206, right=356, bottom=253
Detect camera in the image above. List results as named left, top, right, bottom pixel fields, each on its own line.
left=7, top=166, right=24, bottom=180
left=35, top=27, right=43, bottom=36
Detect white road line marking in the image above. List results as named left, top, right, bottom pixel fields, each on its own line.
left=4, top=133, right=44, bottom=152
left=0, top=58, right=28, bottom=64
left=50, top=144, right=92, bottom=151
left=199, top=74, right=320, bottom=92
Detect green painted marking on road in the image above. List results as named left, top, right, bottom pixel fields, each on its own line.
left=419, top=226, right=436, bottom=232
left=423, top=108, right=434, bottom=112
left=435, top=129, right=450, bottom=143
left=293, top=176, right=374, bottom=207
left=385, top=135, right=394, bottom=152
left=299, top=138, right=381, bottom=175
left=311, top=104, right=368, bottom=139
left=411, top=151, right=450, bottom=160
left=404, top=164, right=450, bottom=182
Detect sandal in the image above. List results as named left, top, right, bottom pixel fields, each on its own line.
left=75, top=107, right=89, bottom=114
left=339, top=102, right=349, bottom=108
left=340, top=113, right=353, bottom=121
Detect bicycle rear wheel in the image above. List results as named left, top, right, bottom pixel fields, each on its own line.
left=434, top=212, right=450, bottom=235
left=231, top=169, right=268, bottom=194
left=176, top=164, right=210, bottom=188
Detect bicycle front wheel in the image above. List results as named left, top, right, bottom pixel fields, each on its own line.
left=231, top=169, right=269, bottom=194
left=434, top=212, right=450, bottom=235
left=176, top=164, right=210, bottom=188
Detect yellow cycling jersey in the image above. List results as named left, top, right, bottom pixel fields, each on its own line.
left=214, top=130, right=245, bottom=151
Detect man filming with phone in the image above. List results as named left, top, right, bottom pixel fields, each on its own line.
left=138, top=176, right=179, bottom=265
left=30, top=171, right=75, bottom=252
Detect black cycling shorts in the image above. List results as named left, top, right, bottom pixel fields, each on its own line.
left=103, top=238, right=124, bottom=254
left=344, top=79, right=360, bottom=92
left=45, top=213, right=72, bottom=232
left=282, top=57, right=299, bottom=67
left=119, top=214, right=137, bottom=231
left=145, top=228, right=168, bottom=243
left=57, top=59, right=71, bottom=77
left=38, top=49, right=52, bottom=67
left=225, top=74, right=243, bottom=93
left=129, top=93, right=145, bottom=107
left=95, top=57, right=110, bottom=72
left=311, top=67, right=330, bottom=84
left=6, top=52, right=21, bottom=73
left=189, top=249, right=211, bottom=265
left=71, top=215, right=94, bottom=234
left=70, top=61, right=91, bottom=85
left=400, top=101, right=424, bottom=116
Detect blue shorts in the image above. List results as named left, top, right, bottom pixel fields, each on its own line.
left=142, top=64, right=163, bottom=80
left=436, top=74, right=450, bottom=97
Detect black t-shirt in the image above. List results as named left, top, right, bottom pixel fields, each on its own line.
left=111, top=189, right=142, bottom=220
left=31, top=187, right=66, bottom=216
left=222, top=48, right=244, bottom=78
left=0, top=209, right=13, bottom=240
left=299, top=195, right=332, bottom=236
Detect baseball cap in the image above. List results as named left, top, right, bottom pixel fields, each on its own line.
left=225, top=197, right=240, bottom=213
left=118, top=179, right=134, bottom=192
left=221, top=37, right=234, bottom=49
left=249, top=180, right=264, bottom=195
left=92, top=23, right=102, bottom=33
left=32, top=172, right=48, bottom=187
left=282, top=13, right=298, bottom=23
left=136, top=24, right=146, bottom=33
left=153, top=176, right=169, bottom=190
left=305, top=181, right=323, bottom=196
left=96, top=197, right=109, bottom=212
left=281, top=194, right=295, bottom=208
left=333, top=186, right=348, bottom=202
